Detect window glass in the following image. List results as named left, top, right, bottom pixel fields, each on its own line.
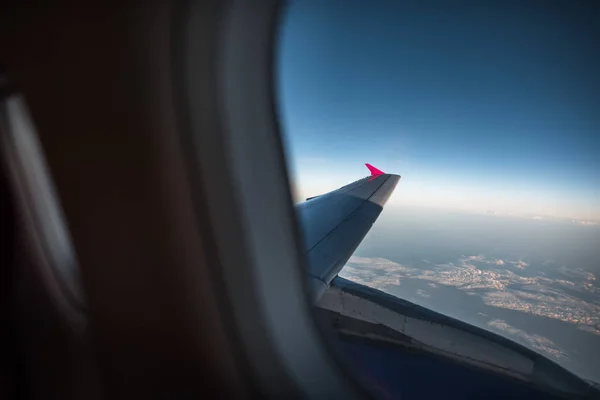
left=278, top=0, right=600, bottom=384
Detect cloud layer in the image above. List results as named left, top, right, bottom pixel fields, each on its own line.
left=487, top=319, right=567, bottom=360
left=340, top=254, right=600, bottom=340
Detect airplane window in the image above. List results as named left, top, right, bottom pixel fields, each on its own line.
left=276, top=1, right=600, bottom=397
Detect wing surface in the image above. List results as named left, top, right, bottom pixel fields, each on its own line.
left=295, top=164, right=400, bottom=301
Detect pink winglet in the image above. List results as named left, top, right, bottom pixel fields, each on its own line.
left=366, top=163, right=385, bottom=180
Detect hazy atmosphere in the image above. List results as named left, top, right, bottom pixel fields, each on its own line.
left=340, top=207, right=600, bottom=382
left=279, top=0, right=599, bottom=221
left=278, top=0, right=600, bottom=383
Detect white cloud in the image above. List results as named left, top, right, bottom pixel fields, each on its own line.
left=482, top=288, right=600, bottom=334
left=510, top=260, right=529, bottom=269
left=341, top=255, right=600, bottom=336
left=487, top=319, right=567, bottom=361
left=557, top=266, right=596, bottom=282
left=339, top=256, right=409, bottom=290
left=576, top=220, right=599, bottom=226
left=578, top=326, right=600, bottom=335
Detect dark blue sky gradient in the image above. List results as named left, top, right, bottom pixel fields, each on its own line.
left=278, top=1, right=600, bottom=218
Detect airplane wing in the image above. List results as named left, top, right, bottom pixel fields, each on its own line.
left=295, top=164, right=400, bottom=301
left=297, top=166, right=598, bottom=398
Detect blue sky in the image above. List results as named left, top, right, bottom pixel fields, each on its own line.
left=277, top=1, right=600, bottom=220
